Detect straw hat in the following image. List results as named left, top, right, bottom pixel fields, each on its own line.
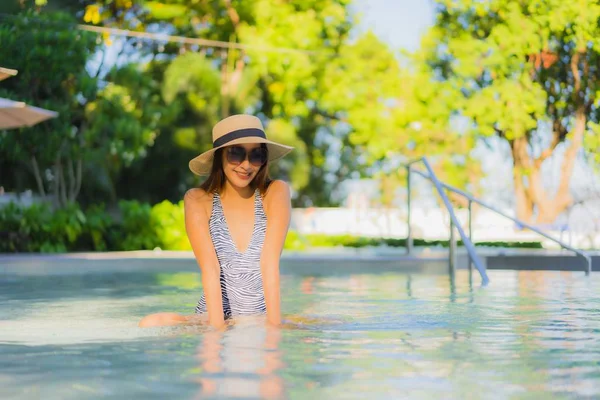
left=189, top=114, right=294, bottom=176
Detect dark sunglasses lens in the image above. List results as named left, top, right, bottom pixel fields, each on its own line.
left=249, top=147, right=268, bottom=166
left=227, top=146, right=245, bottom=164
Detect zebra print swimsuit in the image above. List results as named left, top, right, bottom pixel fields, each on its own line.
left=195, top=189, right=267, bottom=317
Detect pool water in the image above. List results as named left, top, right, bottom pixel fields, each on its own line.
left=1, top=262, right=599, bottom=399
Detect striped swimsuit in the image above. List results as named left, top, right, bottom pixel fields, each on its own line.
left=195, top=189, right=267, bottom=317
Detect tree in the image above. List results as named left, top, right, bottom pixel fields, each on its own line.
left=319, top=32, right=482, bottom=207
left=0, top=10, right=162, bottom=207
left=3, top=1, right=419, bottom=207
left=80, top=63, right=165, bottom=203
left=0, top=11, right=98, bottom=207
left=421, top=0, right=600, bottom=223
left=58, top=0, right=408, bottom=205
left=115, top=52, right=256, bottom=204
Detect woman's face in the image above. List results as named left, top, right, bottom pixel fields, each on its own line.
left=221, top=143, right=267, bottom=188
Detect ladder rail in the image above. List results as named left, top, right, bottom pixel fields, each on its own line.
left=405, top=157, right=593, bottom=276
left=406, top=158, right=490, bottom=285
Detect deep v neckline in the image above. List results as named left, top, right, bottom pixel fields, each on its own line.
left=217, top=190, right=257, bottom=255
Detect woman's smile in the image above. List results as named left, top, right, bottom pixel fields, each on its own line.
left=234, top=169, right=253, bottom=181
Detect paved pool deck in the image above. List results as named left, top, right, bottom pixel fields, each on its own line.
left=1, top=247, right=598, bottom=275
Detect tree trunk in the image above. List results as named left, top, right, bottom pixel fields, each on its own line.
left=67, top=156, right=76, bottom=202
left=52, top=158, right=60, bottom=209
left=56, top=156, right=68, bottom=207
left=535, top=107, right=585, bottom=223
left=510, top=107, right=585, bottom=224
left=513, top=168, right=533, bottom=222
left=220, top=49, right=230, bottom=118
left=510, top=137, right=534, bottom=222
left=30, top=155, right=46, bottom=197
left=74, top=156, right=83, bottom=202
left=220, top=1, right=245, bottom=117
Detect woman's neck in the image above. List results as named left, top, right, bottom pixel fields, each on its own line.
left=222, top=180, right=254, bottom=200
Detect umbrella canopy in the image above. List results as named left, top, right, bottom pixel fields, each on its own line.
left=0, top=97, right=58, bottom=130
left=0, top=67, right=18, bottom=81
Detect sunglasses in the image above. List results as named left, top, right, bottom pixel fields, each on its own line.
left=226, top=146, right=268, bottom=167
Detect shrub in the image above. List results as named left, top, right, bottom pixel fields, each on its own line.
left=287, top=232, right=543, bottom=250
left=0, top=202, right=85, bottom=252
left=283, top=229, right=307, bottom=251
left=76, top=203, right=113, bottom=251
left=0, top=201, right=546, bottom=253
left=115, top=200, right=160, bottom=250
left=150, top=200, right=191, bottom=251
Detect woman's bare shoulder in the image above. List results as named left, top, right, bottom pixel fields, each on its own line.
left=184, top=188, right=213, bottom=215
left=184, top=188, right=212, bottom=201
left=263, top=180, right=291, bottom=211
left=264, top=180, right=290, bottom=200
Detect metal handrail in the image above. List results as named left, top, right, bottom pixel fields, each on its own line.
left=406, top=158, right=490, bottom=285
left=406, top=157, right=593, bottom=275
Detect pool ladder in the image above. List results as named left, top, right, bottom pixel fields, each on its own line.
left=404, top=157, right=593, bottom=285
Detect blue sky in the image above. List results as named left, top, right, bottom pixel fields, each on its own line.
left=354, top=0, right=435, bottom=51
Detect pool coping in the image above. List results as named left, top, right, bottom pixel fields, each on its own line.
left=1, top=248, right=597, bottom=274
left=0, top=247, right=598, bottom=260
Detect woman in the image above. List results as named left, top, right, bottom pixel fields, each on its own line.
left=139, top=114, right=294, bottom=329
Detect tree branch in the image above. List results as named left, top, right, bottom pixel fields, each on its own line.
left=94, top=46, right=108, bottom=79
left=30, top=155, right=46, bottom=197
left=222, top=0, right=246, bottom=105
left=52, top=157, right=60, bottom=208
left=67, top=156, right=76, bottom=202
left=74, top=157, right=83, bottom=202
left=554, top=105, right=585, bottom=210
left=58, top=157, right=67, bottom=207
left=571, top=51, right=582, bottom=102
left=534, top=130, right=560, bottom=168
left=493, top=125, right=505, bottom=139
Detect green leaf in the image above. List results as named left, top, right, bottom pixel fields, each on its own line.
left=143, top=1, right=188, bottom=20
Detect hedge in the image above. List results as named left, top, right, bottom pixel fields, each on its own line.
left=0, top=201, right=543, bottom=252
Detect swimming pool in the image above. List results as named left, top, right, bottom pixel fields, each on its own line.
left=1, top=258, right=599, bottom=399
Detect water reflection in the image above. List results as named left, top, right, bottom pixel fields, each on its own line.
left=194, top=322, right=285, bottom=399
left=2, top=267, right=600, bottom=399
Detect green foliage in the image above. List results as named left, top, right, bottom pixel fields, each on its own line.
left=79, top=203, right=112, bottom=251
left=85, top=82, right=158, bottom=168
left=282, top=231, right=544, bottom=250
left=116, top=199, right=191, bottom=251
left=282, top=229, right=308, bottom=251
left=78, top=62, right=169, bottom=202
left=0, top=11, right=168, bottom=207
left=150, top=200, right=191, bottom=251
left=0, top=10, right=99, bottom=207
left=106, top=61, right=194, bottom=204
left=0, top=201, right=116, bottom=252
left=162, top=53, right=222, bottom=107
left=3, top=1, right=459, bottom=209
left=266, top=119, right=310, bottom=192
left=0, top=199, right=545, bottom=253
left=421, top=0, right=600, bottom=220
left=7, top=2, right=599, bottom=236
left=586, top=122, right=600, bottom=167
left=0, top=199, right=191, bottom=253
left=0, top=202, right=85, bottom=252
left=68, top=0, right=403, bottom=207
left=116, top=200, right=160, bottom=251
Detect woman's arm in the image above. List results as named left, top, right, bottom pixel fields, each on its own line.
left=260, top=180, right=292, bottom=326
left=184, top=188, right=225, bottom=328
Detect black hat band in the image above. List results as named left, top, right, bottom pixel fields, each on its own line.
left=213, top=128, right=266, bottom=148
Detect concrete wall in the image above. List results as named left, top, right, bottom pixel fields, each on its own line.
left=290, top=207, right=600, bottom=249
